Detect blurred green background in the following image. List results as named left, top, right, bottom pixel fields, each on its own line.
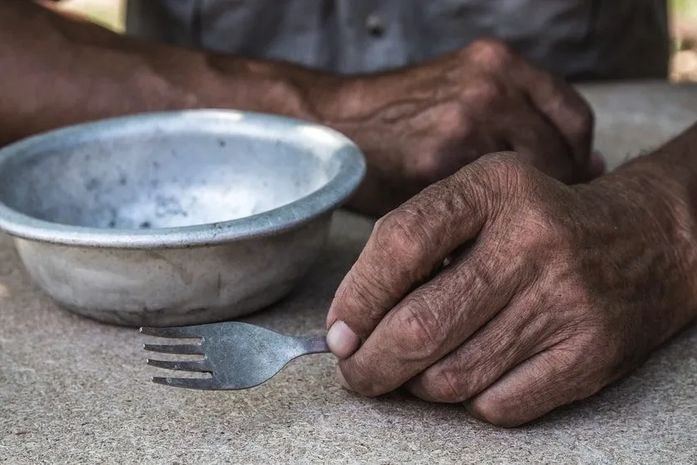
left=672, top=0, right=697, bottom=80
left=57, top=0, right=697, bottom=81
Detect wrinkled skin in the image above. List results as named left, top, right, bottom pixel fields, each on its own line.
left=326, top=152, right=697, bottom=426
left=0, top=2, right=597, bottom=215
left=328, top=39, right=600, bottom=215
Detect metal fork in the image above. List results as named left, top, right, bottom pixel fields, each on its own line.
left=140, top=322, right=329, bottom=390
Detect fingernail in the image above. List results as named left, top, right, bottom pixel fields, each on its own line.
left=336, top=366, right=352, bottom=391
left=326, top=320, right=360, bottom=359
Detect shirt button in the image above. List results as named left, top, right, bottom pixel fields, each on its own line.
left=365, top=13, right=386, bottom=37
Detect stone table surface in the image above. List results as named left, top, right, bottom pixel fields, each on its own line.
left=2, top=81, right=697, bottom=465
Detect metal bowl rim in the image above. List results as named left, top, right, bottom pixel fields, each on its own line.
left=0, top=110, right=366, bottom=249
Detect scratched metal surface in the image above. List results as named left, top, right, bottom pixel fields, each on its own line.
left=1, top=82, right=697, bottom=464
left=0, top=110, right=365, bottom=326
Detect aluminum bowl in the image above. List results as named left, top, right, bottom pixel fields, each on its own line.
left=0, top=110, right=365, bottom=326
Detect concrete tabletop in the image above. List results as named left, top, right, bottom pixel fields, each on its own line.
left=2, top=81, right=697, bottom=464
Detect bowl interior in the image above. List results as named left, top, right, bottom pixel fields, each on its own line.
left=0, top=113, right=343, bottom=230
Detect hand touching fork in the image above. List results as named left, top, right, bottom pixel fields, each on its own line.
left=141, top=322, right=329, bottom=390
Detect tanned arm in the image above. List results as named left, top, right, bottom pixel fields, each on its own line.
left=1, top=0, right=598, bottom=215
left=0, top=0, right=343, bottom=146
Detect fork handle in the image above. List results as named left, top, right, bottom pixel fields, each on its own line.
left=297, top=335, right=330, bottom=354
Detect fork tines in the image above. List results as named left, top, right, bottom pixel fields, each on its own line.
left=140, top=326, right=216, bottom=390
left=140, top=326, right=203, bottom=338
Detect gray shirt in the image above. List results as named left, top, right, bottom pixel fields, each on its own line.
left=125, top=0, right=669, bottom=79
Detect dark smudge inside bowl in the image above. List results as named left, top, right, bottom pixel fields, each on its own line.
left=0, top=126, right=337, bottom=230
left=0, top=111, right=365, bottom=325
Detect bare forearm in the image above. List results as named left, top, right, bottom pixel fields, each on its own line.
left=0, top=1, right=341, bottom=145
left=594, top=123, right=697, bottom=337
left=0, top=6, right=600, bottom=216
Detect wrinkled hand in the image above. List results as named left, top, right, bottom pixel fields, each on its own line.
left=325, top=39, right=600, bottom=216
left=325, top=152, right=695, bottom=426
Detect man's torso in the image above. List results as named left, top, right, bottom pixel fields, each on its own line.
left=125, top=0, right=669, bottom=79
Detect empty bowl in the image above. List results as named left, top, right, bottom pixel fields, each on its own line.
left=0, top=110, right=365, bottom=326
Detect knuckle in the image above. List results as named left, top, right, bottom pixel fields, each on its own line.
left=374, top=209, right=429, bottom=261
left=422, top=367, right=466, bottom=402
left=394, top=296, right=446, bottom=354
left=522, top=210, right=568, bottom=248
left=448, top=155, right=520, bottom=219
left=467, top=39, right=515, bottom=69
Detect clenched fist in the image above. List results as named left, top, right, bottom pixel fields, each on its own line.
left=325, top=151, right=697, bottom=426
left=325, top=39, right=601, bottom=215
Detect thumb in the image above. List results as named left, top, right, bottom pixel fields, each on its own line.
left=325, top=156, right=501, bottom=358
